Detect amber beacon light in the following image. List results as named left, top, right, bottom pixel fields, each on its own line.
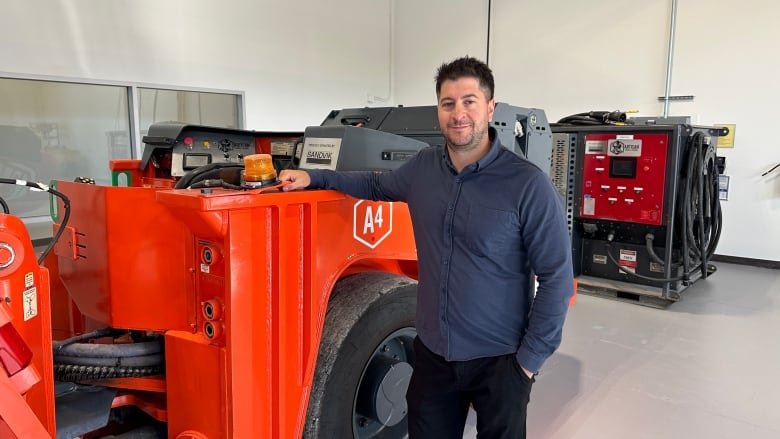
left=242, top=154, right=279, bottom=188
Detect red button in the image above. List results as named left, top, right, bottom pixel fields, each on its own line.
left=184, top=136, right=193, bottom=146
left=643, top=166, right=650, bottom=172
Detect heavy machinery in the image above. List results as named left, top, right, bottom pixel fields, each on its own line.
left=1, top=103, right=570, bottom=438
left=551, top=117, right=727, bottom=307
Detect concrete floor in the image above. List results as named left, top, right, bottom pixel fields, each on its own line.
left=463, top=262, right=780, bottom=439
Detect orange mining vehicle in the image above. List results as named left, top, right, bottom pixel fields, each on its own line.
left=1, top=112, right=574, bottom=438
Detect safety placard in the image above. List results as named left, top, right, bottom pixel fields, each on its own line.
left=618, top=249, right=637, bottom=273
left=353, top=200, right=393, bottom=249
left=23, top=286, right=38, bottom=321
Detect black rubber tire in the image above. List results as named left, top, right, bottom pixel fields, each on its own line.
left=304, top=272, right=417, bottom=439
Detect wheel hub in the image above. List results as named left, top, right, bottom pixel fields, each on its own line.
left=373, top=361, right=412, bottom=426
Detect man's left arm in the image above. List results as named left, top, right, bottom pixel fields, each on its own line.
left=515, top=172, right=575, bottom=376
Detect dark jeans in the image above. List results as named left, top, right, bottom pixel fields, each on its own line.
left=407, top=337, right=534, bottom=439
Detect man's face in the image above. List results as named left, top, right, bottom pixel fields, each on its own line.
left=437, top=77, right=495, bottom=152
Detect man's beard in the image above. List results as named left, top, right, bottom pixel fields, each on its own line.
left=446, top=123, right=488, bottom=152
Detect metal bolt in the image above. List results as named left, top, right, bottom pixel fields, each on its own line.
left=4, top=297, right=10, bottom=303
left=358, top=417, right=368, bottom=427
left=382, top=345, right=389, bottom=352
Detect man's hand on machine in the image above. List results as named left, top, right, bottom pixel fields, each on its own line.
left=278, top=170, right=312, bottom=191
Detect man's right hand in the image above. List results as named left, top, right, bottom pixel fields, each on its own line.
left=278, top=169, right=312, bottom=191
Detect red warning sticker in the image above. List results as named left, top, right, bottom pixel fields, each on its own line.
left=619, top=249, right=637, bottom=273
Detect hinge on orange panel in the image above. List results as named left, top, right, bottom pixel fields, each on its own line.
left=52, top=224, right=79, bottom=260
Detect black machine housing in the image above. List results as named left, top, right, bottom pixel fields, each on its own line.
left=320, top=103, right=553, bottom=174
left=552, top=123, right=727, bottom=303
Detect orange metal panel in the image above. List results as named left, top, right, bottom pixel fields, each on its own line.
left=154, top=187, right=417, bottom=438
left=165, top=331, right=226, bottom=439
left=51, top=183, right=192, bottom=331
left=0, top=214, right=56, bottom=437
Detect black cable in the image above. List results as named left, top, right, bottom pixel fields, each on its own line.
left=188, top=179, right=243, bottom=190
left=174, top=162, right=244, bottom=190
left=603, top=131, right=722, bottom=285
left=0, top=178, right=71, bottom=265
left=644, top=233, right=666, bottom=265
left=554, top=110, right=631, bottom=126
left=761, top=162, right=780, bottom=177
left=53, top=327, right=118, bottom=350
left=0, top=195, right=8, bottom=214
left=286, top=136, right=304, bottom=170
left=605, top=240, right=685, bottom=282
left=680, top=132, right=721, bottom=274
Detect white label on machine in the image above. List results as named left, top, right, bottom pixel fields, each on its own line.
left=23, top=287, right=38, bottom=321
left=270, top=140, right=299, bottom=158
left=593, top=254, right=607, bottom=265
left=583, top=196, right=595, bottom=215
left=300, top=137, right=342, bottom=170
left=619, top=249, right=638, bottom=273
left=615, top=134, right=634, bottom=140
left=24, top=271, right=34, bottom=288
left=200, top=263, right=210, bottom=274
left=607, top=139, right=642, bottom=157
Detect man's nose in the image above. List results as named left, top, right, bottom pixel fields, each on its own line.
left=451, top=102, right=468, bottom=120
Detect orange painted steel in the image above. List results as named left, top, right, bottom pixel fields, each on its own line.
left=48, top=177, right=418, bottom=438
left=0, top=214, right=56, bottom=438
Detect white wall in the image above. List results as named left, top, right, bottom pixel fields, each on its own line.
left=671, top=0, right=780, bottom=262
left=393, top=0, right=780, bottom=262
left=0, top=0, right=394, bottom=131
left=392, top=0, right=488, bottom=106
left=3, top=0, right=778, bottom=260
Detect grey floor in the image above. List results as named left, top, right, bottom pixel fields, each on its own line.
left=463, top=262, right=780, bottom=439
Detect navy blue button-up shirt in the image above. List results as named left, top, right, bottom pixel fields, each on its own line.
left=308, top=128, right=573, bottom=373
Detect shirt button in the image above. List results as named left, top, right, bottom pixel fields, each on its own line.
left=443, top=259, right=449, bottom=265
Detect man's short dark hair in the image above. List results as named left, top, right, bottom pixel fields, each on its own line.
left=435, top=56, right=495, bottom=101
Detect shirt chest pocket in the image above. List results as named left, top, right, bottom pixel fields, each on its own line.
left=464, top=205, right=521, bottom=256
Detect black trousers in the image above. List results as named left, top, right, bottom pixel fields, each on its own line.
left=406, top=337, right=534, bottom=439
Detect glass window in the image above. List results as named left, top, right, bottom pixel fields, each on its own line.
left=0, top=78, right=243, bottom=241
left=138, top=88, right=239, bottom=135
left=0, top=78, right=130, bottom=239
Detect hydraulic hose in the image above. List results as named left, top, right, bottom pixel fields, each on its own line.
left=0, top=178, right=71, bottom=264
left=680, top=132, right=721, bottom=278
left=53, top=332, right=164, bottom=382
left=604, top=131, right=722, bottom=283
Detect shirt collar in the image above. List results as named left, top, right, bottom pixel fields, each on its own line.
left=474, top=127, right=501, bottom=172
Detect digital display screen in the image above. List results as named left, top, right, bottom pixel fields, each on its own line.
left=609, top=157, right=637, bottom=179
left=183, top=154, right=211, bottom=169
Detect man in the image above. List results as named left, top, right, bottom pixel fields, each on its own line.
left=280, top=56, right=573, bottom=439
